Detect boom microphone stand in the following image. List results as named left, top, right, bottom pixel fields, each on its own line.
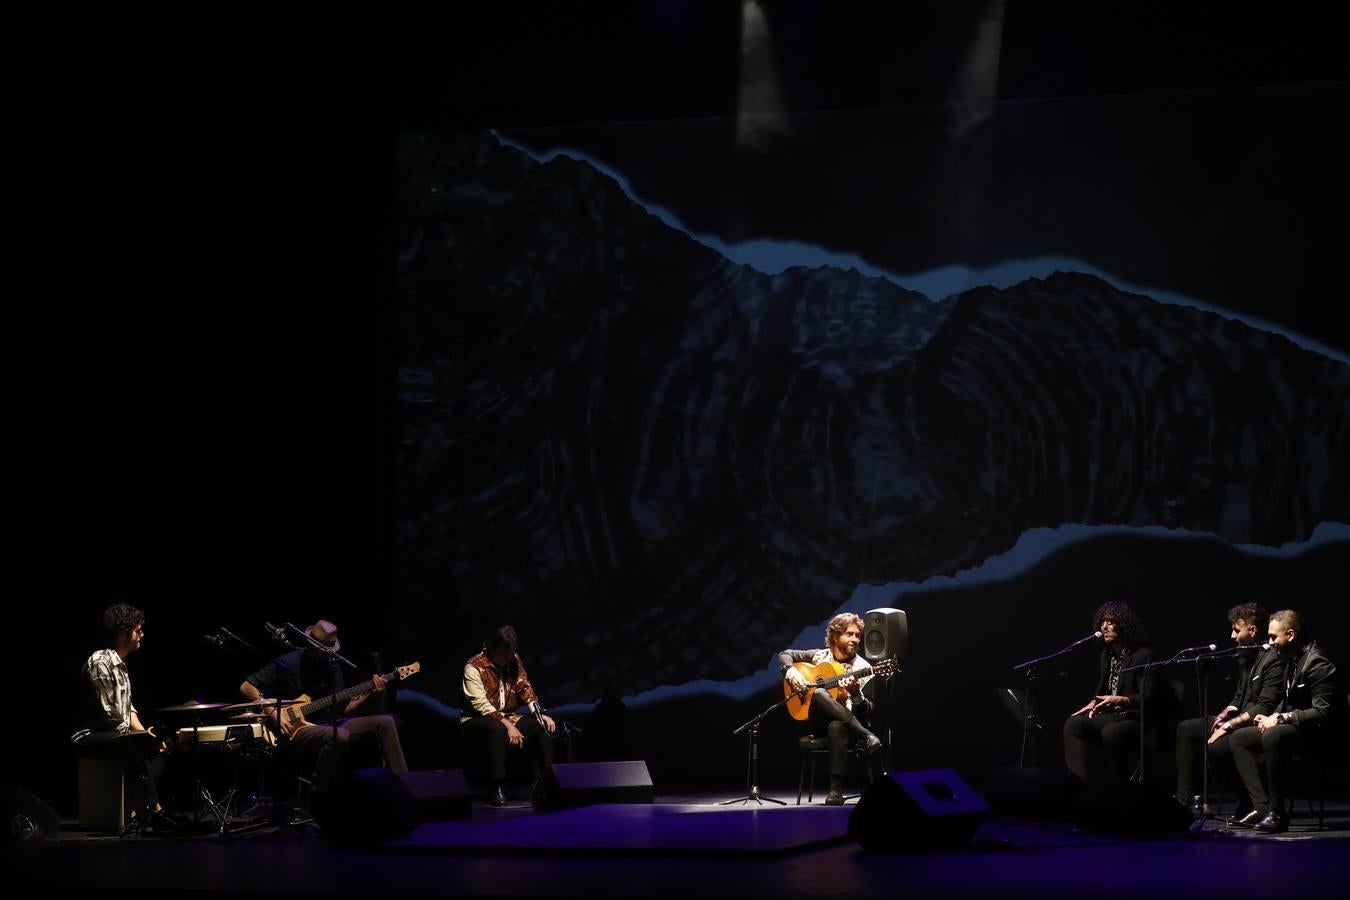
left=1013, top=631, right=1101, bottom=768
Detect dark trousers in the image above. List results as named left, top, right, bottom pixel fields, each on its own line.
left=1063, top=711, right=1139, bottom=782
left=75, top=731, right=169, bottom=813
left=287, top=714, right=409, bottom=774
left=1175, top=716, right=1236, bottom=799
left=808, top=692, right=878, bottom=780
left=1228, top=723, right=1306, bottom=815
left=461, top=715, right=555, bottom=784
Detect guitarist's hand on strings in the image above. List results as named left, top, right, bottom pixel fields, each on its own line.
left=786, top=668, right=809, bottom=693
left=344, top=673, right=389, bottom=714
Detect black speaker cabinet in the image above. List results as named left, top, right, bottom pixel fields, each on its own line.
left=1071, top=778, right=1192, bottom=836
left=862, top=607, right=909, bottom=662
left=398, top=769, right=472, bottom=822
left=2, top=787, right=62, bottom=844
left=311, top=767, right=470, bottom=846
left=541, top=760, right=654, bottom=809
left=848, top=769, right=988, bottom=851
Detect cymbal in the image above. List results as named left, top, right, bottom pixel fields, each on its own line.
left=227, top=712, right=268, bottom=721
left=221, top=698, right=299, bottom=710
left=157, top=700, right=229, bottom=712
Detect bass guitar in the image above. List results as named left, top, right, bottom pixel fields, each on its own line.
left=265, top=661, right=421, bottom=742
left=783, top=657, right=898, bottom=721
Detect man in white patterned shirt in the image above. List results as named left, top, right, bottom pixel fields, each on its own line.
left=71, top=603, right=169, bottom=823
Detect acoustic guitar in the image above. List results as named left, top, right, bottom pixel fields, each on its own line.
left=263, top=661, right=421, bottom=743
left=783, top=657, right=899, bottom=721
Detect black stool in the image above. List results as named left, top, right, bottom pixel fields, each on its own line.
left=796, top=735, right=878, bottom=804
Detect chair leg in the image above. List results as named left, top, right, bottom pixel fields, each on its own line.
left=807, top=754, right=817, bottom=803
left=797, top=756, right=806, bottom=806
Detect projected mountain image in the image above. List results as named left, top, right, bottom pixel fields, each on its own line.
left=396, top=131, right=1350, bottom=704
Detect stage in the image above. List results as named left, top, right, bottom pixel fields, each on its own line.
left=10, top=790, right=1349, bottom=897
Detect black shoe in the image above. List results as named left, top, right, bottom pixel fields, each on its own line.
left=1253, top=812, right=1288, bottom=834
left=861, top=733, right=882, bottom=753
left=1227, top=809, right=1264, bottom=829
left=824, top=791, right=846, bottom=806
left=489, top=784, right=507, bottom=807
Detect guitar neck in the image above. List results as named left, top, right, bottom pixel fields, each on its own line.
left=301, top=671, right=398, bottom=717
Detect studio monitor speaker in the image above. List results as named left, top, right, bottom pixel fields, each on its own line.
left=541, top=761, right=654, bottom=809
left=862, top=608, right=909, bottom=662
left=848, top=769, right=987, bottom=851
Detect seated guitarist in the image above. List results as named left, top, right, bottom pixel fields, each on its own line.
left=779, top=612, right=884, bottom=805
left=238, top=619, right=408, bottom=776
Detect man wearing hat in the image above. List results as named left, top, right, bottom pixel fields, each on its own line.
left=239, top=619, right=408, bottom=775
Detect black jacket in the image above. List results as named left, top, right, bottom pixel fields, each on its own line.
left=1229, top=646, right=1287, bottom=719
left=1090, top=645, right=1161, bottom=715
left=1275, top=641, right=1339, bottom=729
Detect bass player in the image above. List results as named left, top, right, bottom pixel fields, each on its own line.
left=238, top=619, right=408, bottom=775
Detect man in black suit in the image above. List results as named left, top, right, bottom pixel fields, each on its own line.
left=1227, top=609, right=1339, bottom=833
left=1063, top=601, right=1160, bottom=783
left=1173, top=602, right=1285, bottom=817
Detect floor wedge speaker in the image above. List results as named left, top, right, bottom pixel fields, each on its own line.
left=1071, top=778, right=1192, bottom=836
left=848, top=769, right=988, bottom=851
left=312, top=767, right=471, bottom=846
left=2, top=787, right=62, bottom=843
left=541, top=760, right=654, bottom=809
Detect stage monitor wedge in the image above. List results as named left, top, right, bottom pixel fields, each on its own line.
left=541, top=760, right=654, bottom=809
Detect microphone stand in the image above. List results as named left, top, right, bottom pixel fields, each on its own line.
left=1012, top=633, right=1099, bottom=768
left=217, top=625, right=307, bottom=837
left=285, top=623, right=356, bottom=797
left=1122, top=645, right=1218, bottom=786
left=721, top=693, right=792, bottom=806
left=1190, top=646, right=1250, bottom=831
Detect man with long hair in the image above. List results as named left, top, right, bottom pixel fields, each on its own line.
left=1063, top=601, right=1160, bottom=783
left=779, top=612, right=884, bottom=805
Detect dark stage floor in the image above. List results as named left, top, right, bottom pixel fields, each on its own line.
left=9, top=791, right=1350, bottom=897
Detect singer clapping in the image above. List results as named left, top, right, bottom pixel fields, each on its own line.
left=1063, top=602, right=1160, bottom=783
left=239, top=619, right=408, bottom=774
left=461, top=625, right=556, bottom=807
left=1173, top=602, right=1285, bottom=820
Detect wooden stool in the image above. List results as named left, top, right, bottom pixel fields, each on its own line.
left=78, top=754, right=134, bottom=832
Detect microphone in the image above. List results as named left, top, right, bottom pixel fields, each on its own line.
left=264, top=622, right=293, bottom=646
left=1177, top=643, right=1218, bottom=656
left=202, top=633, right=225, bottom=647
left=1093, top=630, right=1103, bottom=639
left=529, top=700, right=548, bottom=731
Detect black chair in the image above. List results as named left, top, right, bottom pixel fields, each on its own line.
left=795, top=735, right=879, bottom=805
